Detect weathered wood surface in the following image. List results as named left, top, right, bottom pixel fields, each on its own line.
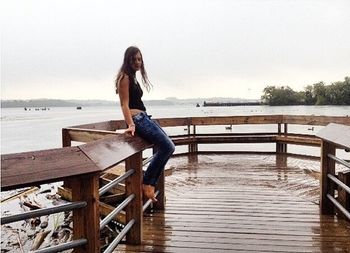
left=57, top=186, right=126, bottom=224
left=1, top=147, right=100, bottom=191
left=115, top=154, right=350, bottom=253
left=72, top=173, right=100, bottom=253
left=316, top=123, right=350, bottom=149
left=64, top=127, right=117, bottom=143
left=69, top=115, right=350, bottom=134
left=283, top=115, right=350, bottom=126
left=79, top=134, right=152, bottom=171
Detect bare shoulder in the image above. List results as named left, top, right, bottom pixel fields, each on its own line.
left=118, top=73, right=130, bottom=89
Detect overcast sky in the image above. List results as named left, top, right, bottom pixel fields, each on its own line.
left=1, top=0, right=349, bottom=101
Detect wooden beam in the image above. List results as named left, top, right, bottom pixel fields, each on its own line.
left=71, top=173, right=100, bottom=253
left=320, top=141, right=336, bottom=215
left=125, top=151, right=143, bottom=244
left=338, top=171, right=350, bottom=220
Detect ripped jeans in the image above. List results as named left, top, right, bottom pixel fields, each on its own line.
left=132, top=112, right=175, bottom=186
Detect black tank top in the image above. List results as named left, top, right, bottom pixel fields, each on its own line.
left=129, top=76, right=146, bottom=111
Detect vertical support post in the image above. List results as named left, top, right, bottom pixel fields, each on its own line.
left=62, top=128, right=71, bottom=147
left=125, top=151, right=143, bottom=244
left=62, top=128, right=73, bottom=188
left=155, top=170, right=165, bottom=210
left=320, top=140, right=336, bottom=215
left=283, top=123, right=288, bottom=153
left=189, top=125, right=198, bottom=153
left=154, top=145, right=165, bottom=210
left=338, top=171, right=350, bottom=219
left=72, top=173, right=100, bottom=253
left=276, top=123, right=282, bottom=153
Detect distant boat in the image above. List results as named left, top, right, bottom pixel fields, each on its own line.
left=76, top=106, right=82, bottom=110
left=196, top=103, right=200, bottom=107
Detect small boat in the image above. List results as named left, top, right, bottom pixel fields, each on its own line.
left=196, top=103, right=200, bottom=107
left=76, top=106, right=82, bottom=110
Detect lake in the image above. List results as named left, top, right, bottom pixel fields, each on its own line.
left=1, top=105, right=349, bottom=155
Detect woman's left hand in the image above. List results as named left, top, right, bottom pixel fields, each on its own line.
left=125, top=124, right=135, bottom=136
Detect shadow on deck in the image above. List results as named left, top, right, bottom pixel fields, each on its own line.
left=116, top=154, right=350, bottom=253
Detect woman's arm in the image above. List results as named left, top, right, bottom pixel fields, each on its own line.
left=118, top=74, right=135, bottom=136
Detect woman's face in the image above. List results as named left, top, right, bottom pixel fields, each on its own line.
left=131, top=52, right=142, bottom=71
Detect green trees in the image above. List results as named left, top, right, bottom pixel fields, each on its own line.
left=261, top=77, right=350, bottom=105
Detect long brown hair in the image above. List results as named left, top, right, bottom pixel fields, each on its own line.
left=115, top=46, right=152, bottom=94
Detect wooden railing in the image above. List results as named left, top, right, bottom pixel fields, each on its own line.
left=2, top=115, right=350, bottom=252
left=317, top=123, right=350, bottom=220
left=1, top=135, right=152, bottom=253
left=64, top=115, right=350, bottom=157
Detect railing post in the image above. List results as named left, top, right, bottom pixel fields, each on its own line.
left=283, top=123, right=288, bottom=153
left=153, top=145, right=166, bottom=210
left=320, top=140, right=336, bottom=215
left=189, top=124, right=198, bottom=153
left=276, top=123, right=282, bottom=153
left=62, top=128, right=72, bottom=147
left=125, top=151, right=143, bottom=244
left=71, top=173, right=100, bottom=253
left=338, top=171, right=350, bottom=219
left=155, top=170, right=165, bottom=210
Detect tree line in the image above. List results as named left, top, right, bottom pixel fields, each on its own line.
left=261, top=77, right=350, bottom=106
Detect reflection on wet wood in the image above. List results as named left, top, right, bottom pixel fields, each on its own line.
left=115, top=154, right=350, bottom=253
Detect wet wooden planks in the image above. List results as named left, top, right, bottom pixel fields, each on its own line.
left=115, top=154, right=350, bottom=253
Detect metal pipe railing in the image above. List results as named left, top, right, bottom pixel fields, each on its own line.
left=100, top=194, right=135, bottom=229
left=327, top=174, right=350, bottom=195
left=327, top=194, right=350, bottom=220
left=32, top=239, right=88, bottom=253
left=99, top=169, right=134, bottom=196
left=143, top=190, right=160, bottom=212
left=328, top=154, right=350, bottom=169
left=1, top=201, right=87, bottom=225
left=103, top=219, right=135, bottom=253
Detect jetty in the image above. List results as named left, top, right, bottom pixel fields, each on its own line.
left=203, top=101, right=261, bottom=106
left=1, top=115, right=350, bottom=252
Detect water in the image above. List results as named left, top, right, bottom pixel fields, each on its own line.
left=1, top=105, right=349, bottom=154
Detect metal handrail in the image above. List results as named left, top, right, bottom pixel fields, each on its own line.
left=327, top=194, right=350, bottom=220
left=103, top=219, right=135, bottom=253
left=143, top=190, right=160, bottom=212
left=100, top=194, right=135, bottom=229
left=1, top=201, right=87, bottom=225
left=327, top=174, right=350, bottom=195
left=32, top=239, right=87, bottom=253
left=327, top=154, right=350, bottom=169
left=99, top=169, right=135, bottom=196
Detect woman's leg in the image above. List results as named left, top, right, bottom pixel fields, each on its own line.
left=133, top=112, right=175, bottom=186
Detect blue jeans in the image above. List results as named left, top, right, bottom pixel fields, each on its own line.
left=132, top=112, right=175, bottom=186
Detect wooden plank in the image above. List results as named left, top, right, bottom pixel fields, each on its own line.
left=338, top=171, right=350, bottom=220
left=71, top=173, right=100, bottom=253
left=68, top=120, right=115, bottom=131
left=190, top=115, right=283, bottom=125
left=283, top=115, right=350, bottom=126
left=79, top=134, right=152, bottom=171
left=316, top=123, right=350, bottom=149
left=57, top=186, right=126, bottom=224
left=275, top=135, right=321, bottom=146
left=125, top=151, right=143, bottom=244
left=65, top=128, right=117, bottom=143
left=1, top=147, right=100, bottom=191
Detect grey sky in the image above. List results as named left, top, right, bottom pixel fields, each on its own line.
left=1, top=0, right=349, bottom=101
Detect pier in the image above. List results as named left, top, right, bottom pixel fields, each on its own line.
left=1, top=115, right=350, bottom=252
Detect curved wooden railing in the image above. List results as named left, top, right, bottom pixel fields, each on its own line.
left=64, top=114, right=350, bottom=157
left=1, top=135, right=152, bottom=253
left=317, top=123, right=350, bottom=219
left=2, top=115, right=350, bottom=252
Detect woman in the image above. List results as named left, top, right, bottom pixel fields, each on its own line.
left=115, top=46, right=175, bottom=202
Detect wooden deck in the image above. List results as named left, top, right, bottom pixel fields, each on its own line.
left=115, top=154, right=350, bottom=253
